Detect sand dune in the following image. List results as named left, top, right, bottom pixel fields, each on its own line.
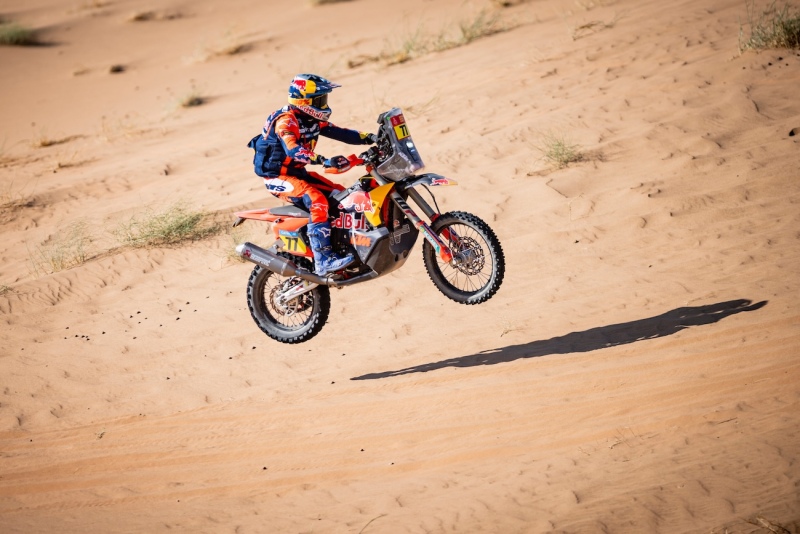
left=1, top=0, right=798, bottom=532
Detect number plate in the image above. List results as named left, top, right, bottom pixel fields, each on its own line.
left=390, top=114, right=410, bottom=139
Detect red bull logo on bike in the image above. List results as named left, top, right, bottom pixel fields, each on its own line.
left=338, top=191, right=375, bottom=214
left=332, top=212, right=367, bottom=230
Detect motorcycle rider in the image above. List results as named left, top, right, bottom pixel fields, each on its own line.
left=248, top=73, right=377, bottom=275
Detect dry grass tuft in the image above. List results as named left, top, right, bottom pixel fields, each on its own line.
left=739, top=0, right=800, bottom=51
left=178, top=85, right=207, bottom=108
left=0, top=22, right=38, bottom=46
left=30, top=134, right=80, bottom=149
left=206, top=31, right=254, bottom=59
left=83, top=0, right=111, bottom=7
left=571, top=18, right=614, bottom=39
left=128, top=10, right=182, bottom=22
left=308, top=0, right=355, bottom=5
left=181, top=93, right=205, bottom=108
left=455, top=10, right=506, bottom=45
left=1, top=180, right=35, bottom=212
left=491, top=0, right=530, bottom=6
left=352, top=10, right=510, bottom=68
left=226, top=226, right=257, bottom=263
left=29, top=220, right=95, bottom=275
left=533, top=131, right=584, bottom=170
left=114, top=202, right=222, bottom=248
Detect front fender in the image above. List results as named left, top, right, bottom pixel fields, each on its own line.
left=405, top=173, right=458, bottom=188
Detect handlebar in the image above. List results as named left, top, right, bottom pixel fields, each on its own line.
left=323, top=153, right=368, bottom=174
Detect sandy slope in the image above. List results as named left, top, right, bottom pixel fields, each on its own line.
left=1, top=0, right=799, bottom=532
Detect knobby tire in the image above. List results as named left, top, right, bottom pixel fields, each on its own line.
left=246, top=253, right=330, bottom=344
left=422, top=211, right=505, bottom=304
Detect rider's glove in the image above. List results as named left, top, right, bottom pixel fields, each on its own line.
left=364, top=133, right=378, bottom=145
left=323, top=155, right=352, bottom=172
left=311, top=154, right=326, bottom=165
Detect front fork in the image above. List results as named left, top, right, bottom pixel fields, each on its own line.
left=388, top=188, right=454, bottom=264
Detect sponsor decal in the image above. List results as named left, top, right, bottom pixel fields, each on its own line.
left=313, top=224, right=331, bottom=238
left=299, top=122, right=320, bottom=141
left=390, top=223, right=411, bottom=245
left=351, top=234, right=372, bottom=247
left=338, top=191, right=374, bottom=214
left=332, top=212, right=367, bottom=230
left=263, top=178, right=294, bottom=194
left=431, top=178, right=450, bottom=186
left=299, top=106, right=329, bottom=121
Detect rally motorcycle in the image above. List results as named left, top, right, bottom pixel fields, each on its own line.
left=233, top=108, right=505, bottom=343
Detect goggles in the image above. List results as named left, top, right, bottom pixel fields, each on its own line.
left=311, top=94, right=328, bottom=109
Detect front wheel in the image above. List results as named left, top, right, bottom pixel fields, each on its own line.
left=422, top=211, right=505, bottom=304
left=246, top=254, right=330, bottom=343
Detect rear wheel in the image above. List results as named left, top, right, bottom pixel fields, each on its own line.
left=422, top=211, right=505, bottom=304
left=246, top=253, right=330, bottom=343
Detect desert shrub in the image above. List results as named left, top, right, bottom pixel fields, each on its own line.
left=178, top=85, right=206, bottom=108
left=1, top=180, right=34, bottom=211
left=456, top=10, right=505, bottom=45
left=385, top=26, right=429, bottom=64
left=739, top=0, right=800, bottom=51
left=225, top=226, right=258, bottom=263
left=29, top=220, right=94, bottom=275
left=0, top=23, right=37, bottom=46
left=180, top=92, right=205, bottom=107
left=128, top=10, right=182, bottom=22
left=535, top=131, right=583, bottom=169
left=372, top=10, right=509, bottom=66
left=114, top=202, right=221, bottom=248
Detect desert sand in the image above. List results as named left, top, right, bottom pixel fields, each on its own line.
left=1, top=0, right=799, bottom=532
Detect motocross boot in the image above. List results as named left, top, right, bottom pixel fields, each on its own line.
left=307, top=222, right=355, bottom=275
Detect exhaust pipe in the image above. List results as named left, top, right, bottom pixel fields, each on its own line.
left=236, top=242, right=327, bottom=284
left=236, top=242, right=380, bottom=288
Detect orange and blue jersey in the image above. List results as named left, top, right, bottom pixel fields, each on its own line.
left=248, top=105, right=373, bottom=223
left=248, top=105, right=372, bottom=178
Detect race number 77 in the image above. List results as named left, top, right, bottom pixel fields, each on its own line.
left=394, top=123, right=409, bottom=139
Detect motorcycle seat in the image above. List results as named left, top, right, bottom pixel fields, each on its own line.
left=269, top=205, right=309, bottom=218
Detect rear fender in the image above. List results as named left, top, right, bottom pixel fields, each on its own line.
left=233, top=208, right=282, bottom=224
left=233, top=209, right=312, bottom=258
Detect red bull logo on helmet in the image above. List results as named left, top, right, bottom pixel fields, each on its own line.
left=338, top=191, right=375, bottom=214
left=292, top=78, right=307, bottom=92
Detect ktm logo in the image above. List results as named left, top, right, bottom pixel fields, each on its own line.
left=351, top=234, right=372, bottom=247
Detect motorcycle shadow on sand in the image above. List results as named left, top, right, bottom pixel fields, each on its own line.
left=351, top=299, right=767, bottom=380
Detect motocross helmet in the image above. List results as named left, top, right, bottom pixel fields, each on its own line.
left=287, top=73, right=340, bottom=121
